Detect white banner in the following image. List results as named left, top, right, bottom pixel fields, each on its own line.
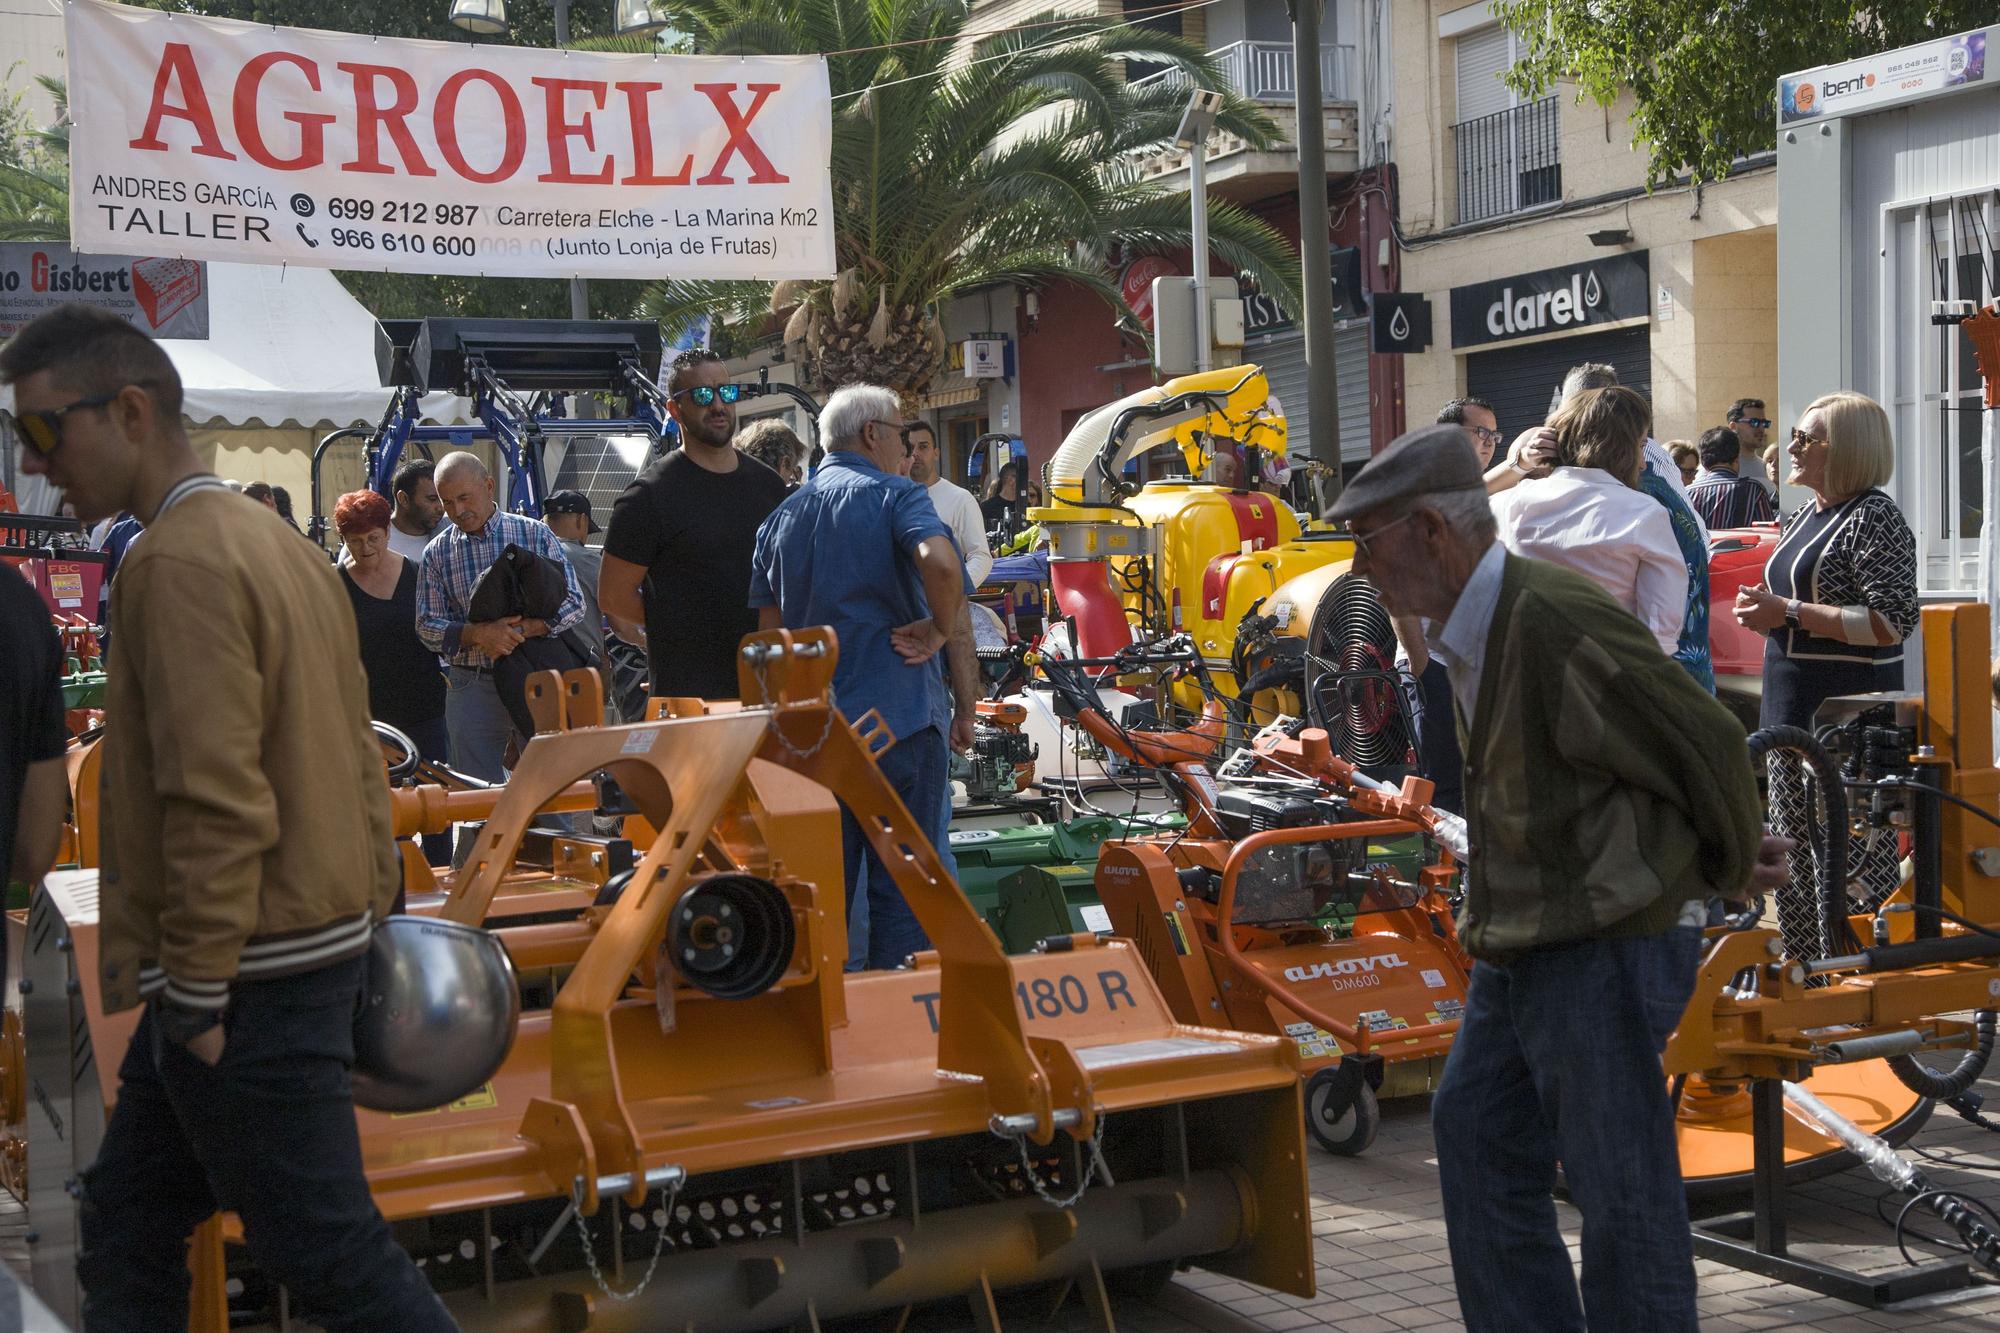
left=66, top=0, right=835, bottom=281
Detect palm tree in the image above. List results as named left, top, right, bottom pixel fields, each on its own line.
left=0, top=74, right=68, bottom=243
left=647, top=0, right=1302, bottom=397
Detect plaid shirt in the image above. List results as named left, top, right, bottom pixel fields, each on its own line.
left=415, top=506, right=584, bottom=668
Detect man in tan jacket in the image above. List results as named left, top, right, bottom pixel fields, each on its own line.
left=6, top=305, right=454, bottom=1332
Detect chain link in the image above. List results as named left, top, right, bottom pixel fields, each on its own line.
left=1007, top=1112, right=1109, bottom=1210
left=749, top=657, right=838, bottom=760
left=572, top=1177, right=680, bottom=1303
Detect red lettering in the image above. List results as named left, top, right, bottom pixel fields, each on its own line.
left=435, top=69, right=526, bottom=184
left=233, top=52, right=334, bottom=172
left=613, top=82, right=691, bottom=186
left=131, top=42, right=235, bottom=160
left=694, top=83, right=788, bottom=185
left=337, top=62, right=435, bottom=176
left=30, top=251, right=47, bottom=293
left=533, top=78, right=614, bottom=184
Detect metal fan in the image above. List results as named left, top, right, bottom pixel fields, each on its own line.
left=1303, top=573, right=1413, bottom=772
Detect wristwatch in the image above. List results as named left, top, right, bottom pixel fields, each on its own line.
left=1783, top=599, right=1803, bottom=630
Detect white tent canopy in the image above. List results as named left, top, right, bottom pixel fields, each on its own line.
left=162, top=262, right=466, bottom=429
left=0, top=260, right=466, bottom=430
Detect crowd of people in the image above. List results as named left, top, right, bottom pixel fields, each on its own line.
left=0, top=298, right=1931, bottom=1331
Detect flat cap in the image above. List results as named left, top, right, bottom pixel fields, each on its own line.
left=1329, top=423, right=1487, bottom=521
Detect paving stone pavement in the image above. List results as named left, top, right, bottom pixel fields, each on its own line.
left=6, top=1076, right=1996, bottom=1330
left=901, top=1069, right=2000, bottom=1333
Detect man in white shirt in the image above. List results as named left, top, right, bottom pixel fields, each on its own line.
left=337, top=457, right=447, bottom=566
left=906, top=421, right=993, bottom=587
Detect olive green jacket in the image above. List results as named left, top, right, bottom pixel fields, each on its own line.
left=1457, top=555, right=1761, bottom=958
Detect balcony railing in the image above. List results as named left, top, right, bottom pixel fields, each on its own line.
left=1131, top=39, right=1356, bottom=105
left=1452, top=96, right=1562, bottom=225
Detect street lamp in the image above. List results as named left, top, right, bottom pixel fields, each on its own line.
left=448, top=0, right=673, bottom=322
left=448, top=1, right=671, bottom=42
left=1175, top=88, right=1224, bottom=372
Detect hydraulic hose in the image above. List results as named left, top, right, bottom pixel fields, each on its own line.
left=1889, top=1009, right=1997, bottom=1102
left=1747, top=725, right=1852, bottom=960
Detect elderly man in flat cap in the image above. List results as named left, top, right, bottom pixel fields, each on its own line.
left=1336, top=424, right=1788, bottom=1333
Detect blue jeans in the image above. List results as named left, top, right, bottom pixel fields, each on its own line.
left=444, top=666, right=512, bottom=785
left=78, top=960, right=455, bottom=1333
left=1432, top=926, right=1703, bottom=1333
left=840, top=725, right=951, bottom=970
left=847, top=759, right=960, bottom=970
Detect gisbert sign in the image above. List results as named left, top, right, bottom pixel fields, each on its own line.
left=66, top=0, right=836, bottom=280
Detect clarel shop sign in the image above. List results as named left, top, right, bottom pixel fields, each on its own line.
left=65, top=0, right=835, bottom=281
left=1448, top=252, right=1650, bottom=351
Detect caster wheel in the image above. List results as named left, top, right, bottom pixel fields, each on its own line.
left=1305, top=1069, right=1380, bottom=1156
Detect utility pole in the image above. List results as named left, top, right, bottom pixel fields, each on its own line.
left=554, top=0, right=589, bottom=321
left=1190, top=146, right=1213, bottom=371
left=1290, top=0, right=1340, bottom=500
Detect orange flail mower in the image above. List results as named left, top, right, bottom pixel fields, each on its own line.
left=19, top=629, right=1315, bottom=1332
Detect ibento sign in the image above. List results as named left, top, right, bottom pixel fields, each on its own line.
left=65, top=0, right=836, bottom=281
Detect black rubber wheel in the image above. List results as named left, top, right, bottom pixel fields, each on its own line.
left=1305, top=1070, right=1380, bottom=1156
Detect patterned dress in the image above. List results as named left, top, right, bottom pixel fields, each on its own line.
left=1757, top=490, right=1919, bottom=963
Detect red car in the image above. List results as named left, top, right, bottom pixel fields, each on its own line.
left=1707, top=523, right=1780, bottom=728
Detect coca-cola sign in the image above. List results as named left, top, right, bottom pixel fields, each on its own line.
left=1448, top=252, right=1649, bottom=350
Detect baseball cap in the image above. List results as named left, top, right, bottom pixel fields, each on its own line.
left=543, top=489, right=600, bottom=533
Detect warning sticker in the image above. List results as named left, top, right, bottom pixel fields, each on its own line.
left=620, top=729, right=660, bottom=754
left=1282, top=1020, right=1340, bottom=1062
left=1358, top=1009, right=1409, bottom=1032
left=391, top=1081, right=499, bottom=1118
left=1421, top=968, right=1447, bottom=989
left=1425, top=998, right=1466, bottom=1026
left=1080, top=904, right=1113, bottom=934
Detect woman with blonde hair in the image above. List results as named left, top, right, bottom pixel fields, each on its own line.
left=1488, top=385, right=1686, bottom=655
left=1733, top=392, right=1916, bottom=956
left=1732, top=390, right=1916, bottom=729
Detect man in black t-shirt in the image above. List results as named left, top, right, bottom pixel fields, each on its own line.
left=3, top=569, right=70, bottom=997
left=600, top=349, right=790, bottom=699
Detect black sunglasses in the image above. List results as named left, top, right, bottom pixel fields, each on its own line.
left=1737, top=417, right=1772, bottom=430
left=10, top=390, right=125, bottom=457
left=673, top=383, right=745, bottom=407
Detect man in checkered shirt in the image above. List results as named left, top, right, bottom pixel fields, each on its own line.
left=416, top=452, right=583, bottom=807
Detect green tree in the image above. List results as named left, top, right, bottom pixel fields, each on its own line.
left=1493, top=1, right=1997, bottom=187
left=0, top=73, right=67, bottom=242
left=645, top=0, right=1302, bottom=396
left=138, top=1, right=600, bottom=46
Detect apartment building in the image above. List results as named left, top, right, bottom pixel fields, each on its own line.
left=1390, top=0, right=1778, bottom=446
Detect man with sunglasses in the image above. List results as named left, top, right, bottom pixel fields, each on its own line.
left=3, top=305, right=453, bottom=1331
left=1726, top=397, right=1775, bottom=491
left=600, top=349, right=789, bottom=700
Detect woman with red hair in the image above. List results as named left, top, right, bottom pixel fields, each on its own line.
left=336, top=489, right=448, bottom=858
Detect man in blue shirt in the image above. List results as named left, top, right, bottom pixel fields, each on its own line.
left=750, top=384, right=976, bottom=969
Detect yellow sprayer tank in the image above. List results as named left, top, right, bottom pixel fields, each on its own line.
left=1122, top=483, right=1353, bottom=691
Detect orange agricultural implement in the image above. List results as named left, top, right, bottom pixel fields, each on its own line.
left=1032, top=638, right=1470, bottom=1157
left=1661, top=602, right=2000, bottom=1304
left=21, top=629, right=1314, bottom=1331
